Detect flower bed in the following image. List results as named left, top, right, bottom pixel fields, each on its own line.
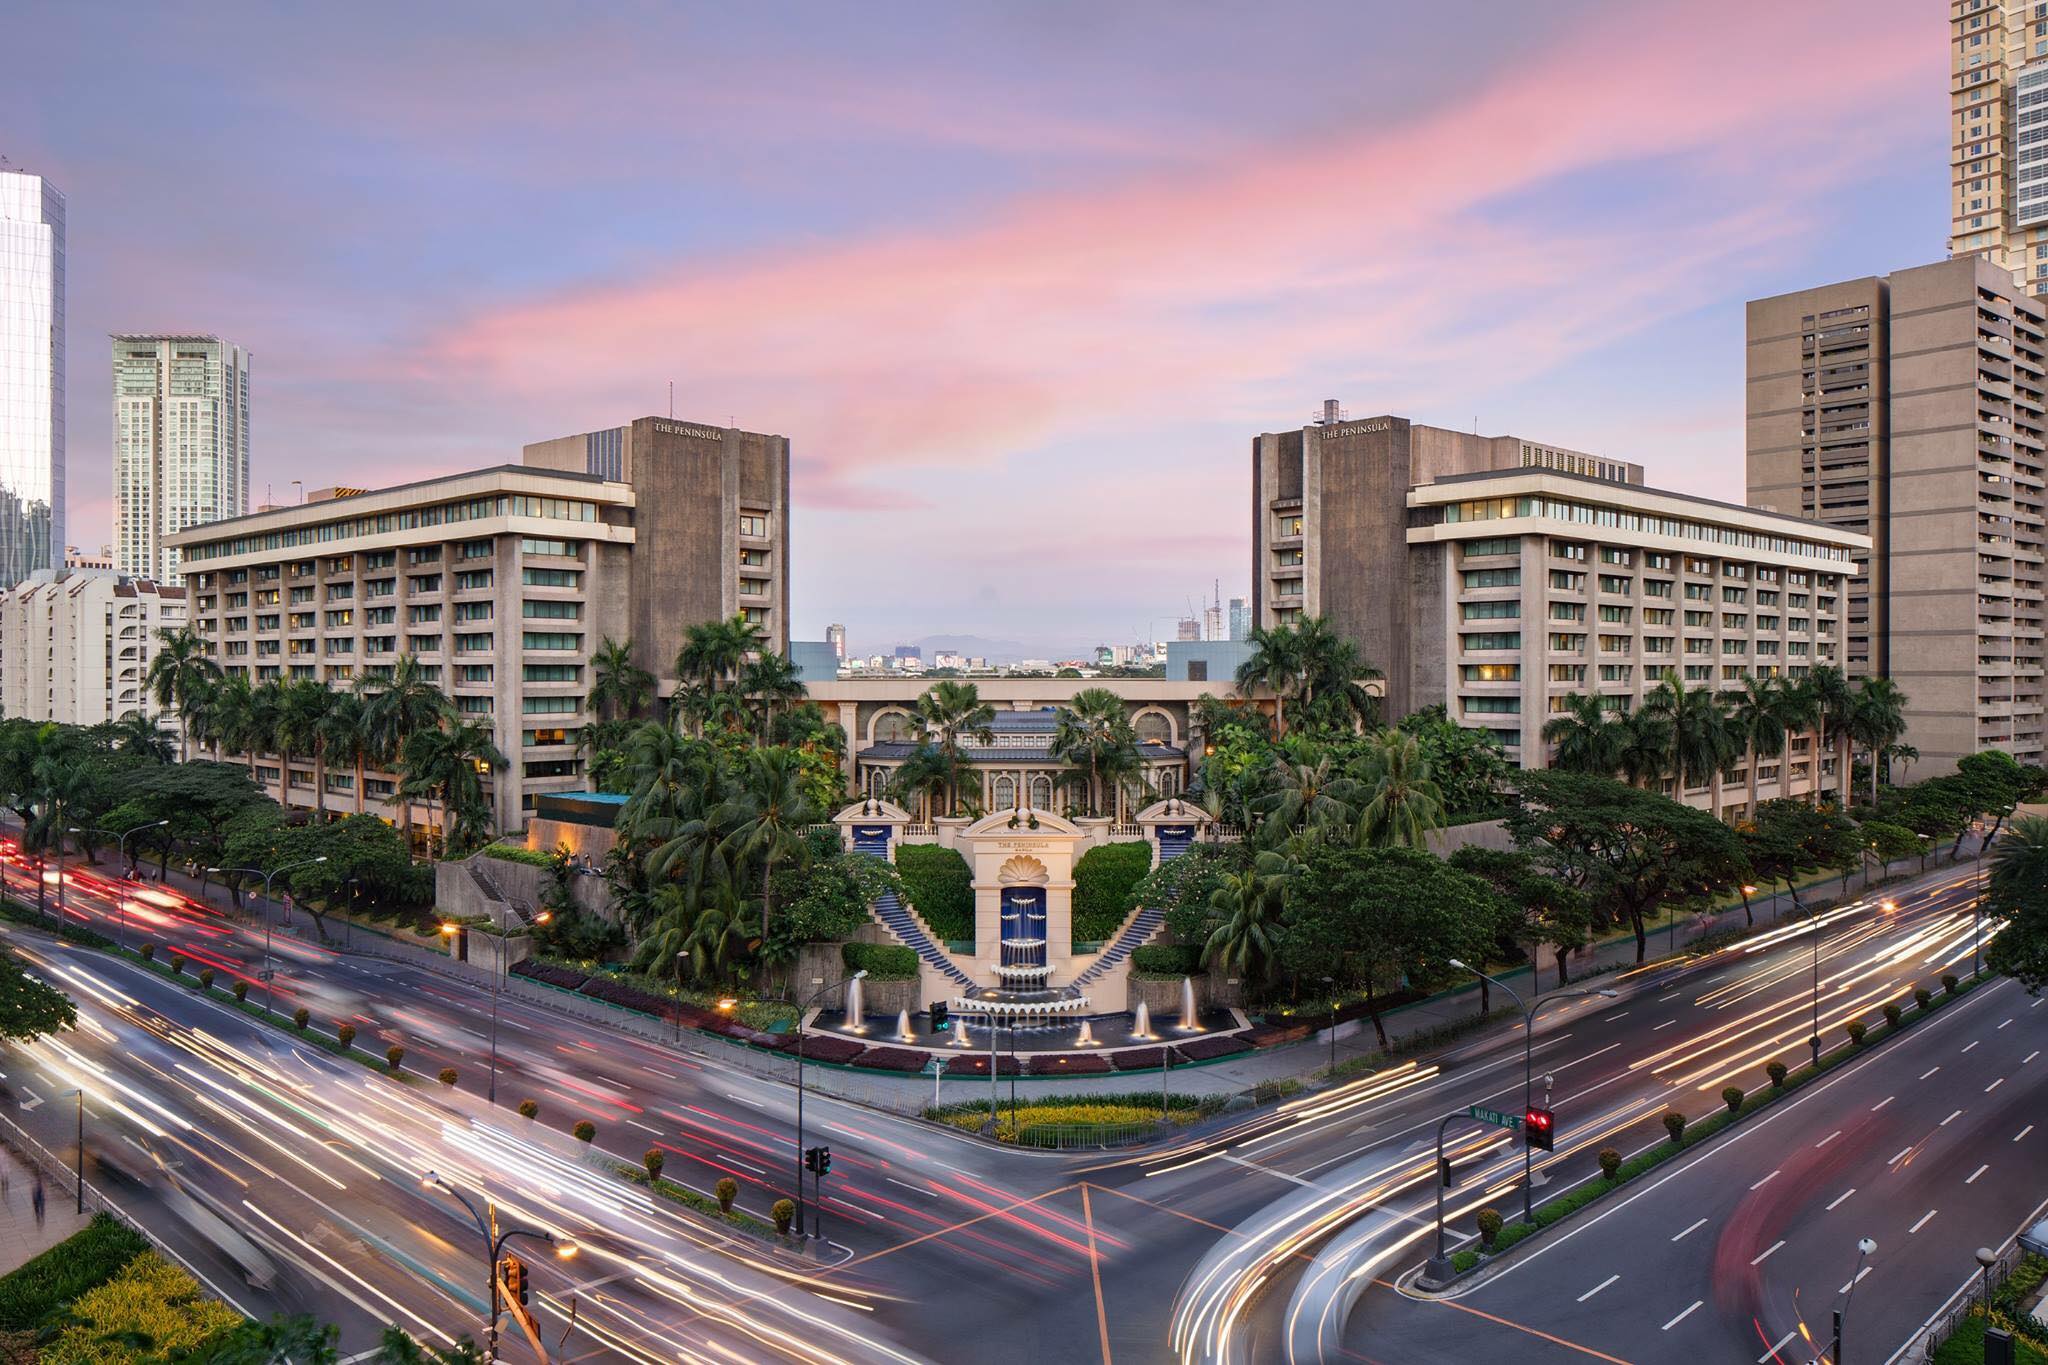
left=512, top=959, right=588, bottom=991
left=792, top=1034, right=867, bottom=1065
left=854, top=1045, right=930, bottom=1072
left=940, top=1051, right=1021, bottom=1076
left=1110, top=1046, right=1171, bottom=1070
left=1175, top=1033, right=1252, bottom=1061
left=1029, top=1052, right=1112, bottom=1075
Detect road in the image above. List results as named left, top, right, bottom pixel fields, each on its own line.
left=0, top=845, right=2038, bottom=1364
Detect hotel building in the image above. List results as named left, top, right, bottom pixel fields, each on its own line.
left=0, top=569, right=185, bottom=730
left=112, top=334, right=251, bottom=584
left=1255, top=405, right=1868, bottom=816
left=1950, top=0, right=2048, bottom=296
left=167, top=416, right=790, bottom=835
left=1747, top=256, right=2047, bottom=774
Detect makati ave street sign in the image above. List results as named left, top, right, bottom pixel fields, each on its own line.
left=1468, top=1104, right=1524, bottom=1132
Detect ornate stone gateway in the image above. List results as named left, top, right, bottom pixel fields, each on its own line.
left=950, top=806, right=1090, bottom=1027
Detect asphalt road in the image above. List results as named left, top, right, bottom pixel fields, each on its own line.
left=0, top=843, right=2029, bottom=1365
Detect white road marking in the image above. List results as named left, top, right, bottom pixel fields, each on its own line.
left=2024, top=1051, right=2040, bottom=1065
left=1662, top=1300, right=1703, bottom=1332
left=1672, top=1218, right=1707, bottom=1242
left=1871, top=1096, right=1894, bottom=1112
left=1826, top=1188, right=1857, bottom=1211
left=1986, top=1078, right=2005, bottom=1093
left=1909, top=1208, right=1938, bottom=1234
left=1603, top=1012, right=1629, bottom=1022
left=884, top=1177, right=934, bottom=1198
left=1919, top=1067, right=1942, bottom=1080
left=1836, top=1266, right=1872, bottom=1295
left=1759, top=1329, right=1797, bottom=1361
left=626, top=1118, right=662, bottom=1135
left=1941, top=1109, right=1964, bottom=1127
left=1750, top=1170, right=1779, bottom=1191
left=1652, top=1019, right=1678, bottom=1032
left=1966, top=1165, right=1989, bottom=1185
left=1888, top=1147, right=1913, bottom=1166
left=723, top=1090, right=773, bottom=1111
left=1816, top=1130, right=1843, bottom=1149
left=1998, top=1018, right=2014, bottom=1030
left=1577, top=1274, right=1618, bottom=1303
left=1751, top=1240, right=1785, bottom=1266
left=1963, top=1040, right=1981, bottom=1053
left=2017, top=1125, right=2035, bottom=1142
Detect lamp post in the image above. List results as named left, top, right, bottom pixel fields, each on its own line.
left=1974, top=820, right=1993, bottom=980
left=1976, top=1244, right=1999, bottom=1315
left=1322, top=975, right=1338, bottom=1076
left=1826, top=1236, right=1877, bottom=1364
left=421, top=1171, right=577, bottom=1364
left=444, top=906, right=550, bottom=1107
left=1449, top=959, right=1616, bottom=1225
left=64, top=1089, right=83, bottom=1214
left=794, top=970, right=864, bottom=1239
left=1810, top=902, right=1825, bottom=1068
left=209, top=857, right=328, bottom=1015
left=69, top=821, right=170, bottom=949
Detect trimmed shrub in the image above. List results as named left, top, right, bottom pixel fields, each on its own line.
left=438, top=1067, right=457, bottom=1086
left=1916, top=987, right=1933, bottom=1011
left=198, top=968, right=215, bottom=990
left=386, top=1044, right=405, bottom=1071
left=292, top=1007, right=310, bottom=1031
left=168, top=954, right=185, bottom=976
left=482, top=843, right=556, bottom=868
left=643, top=1148, right=664, bottom=1181
left=1767, top=1060, right=1788, bottom=1089
left=1130, top=943, right=1204, bottom=977
left=336, top=1023, right=356, bottom=1049
left=840, top=942, right=918, bottom=980
left=574, top=1120, right=596, bottom=1143
left=1943, top=973, right=1960, bottom=996
left=1883, top=1002, right=1902, bottom=1028
left=1071, top=842, right=1153, bottom=944
left=0, top=1214, right=148, bottom=1330
left=232, top=980, right=248, bottom=1003
left=139, top=944, right=156, bottom=962
left=1722, top=1086, right=1744, bottom=1115
left=895, top=844, right=974, bottom=943
left=1475, top=1207, right=1503, bottom=1249
left=1662, top=1110, right=1686, bottom=1144
left=716, top=1177, right=738, bottom=1213
left=518, top=1099, right=538, bottom=1120
left=1846, top=1019, right=1868, bottom=1045
left=1598, top=1148, right=1621, bottom=1181
left=47, top=1251, right=242, bottom=1362
left=772, top=1198, right=795, bottom=1234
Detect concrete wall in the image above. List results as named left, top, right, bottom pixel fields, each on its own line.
left=1426, top=818, right=1512, bottom=857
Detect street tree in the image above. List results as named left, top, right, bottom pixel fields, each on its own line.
left=1987, top=815, right=2048, bottom=993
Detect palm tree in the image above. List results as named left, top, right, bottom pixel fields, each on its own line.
left=319, top=689, right=373, bottom=815
left=1048, top=688, right=1141, bottom=817
left=1989, top=814, right=2048, bottom=909
left=206, top=672, right=259, bottom=774
left=716, top=747, right=821, bottom=943
left=248, top=679, right=290, bottom=802
left=738, top=652, right=806, bottom=740
left=913, top=680, right=995, bottom=816
left=1617, top=707, right=1672, bottom=789
left=1202, top=850, right=1293, bottom=985
left=361, top=655, right=454, bottom=845
left=884, top=745, right=953, bottom=823
left=1235, top=625, right=1307, bottom=739
left=145, top=626, right=220, bottom=762
left=1350, top=732, right=1446, bottom=849
left=276, top=680, right=334, bottom=816
left=1645, top=680, right=1737, bottom=818
left=1540, top=693, right=1622, bottom=775
left=1294, top=617, right=1383, bottom=731
left=674, top=614, right=767, bottom=701
left=1255, top=748, right=1359, bottom=843
left=1808, top=664, right=1856, bottom=807
left=1884, top=742, right=1920, bottom=787
left=398, top=721, right=506, bottom=858
left=589, top=636, right=654, bottom=724
left=1776, top=674, right=1822, bottom=802
left=1849, top=675, right=1909, bottom=805
left=108, top=711, right=175, bottom=763
left=1726, top=674, right=1791, bottom=819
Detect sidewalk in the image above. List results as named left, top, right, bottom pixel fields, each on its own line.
left=0, top=1145, right=89, bottom=1276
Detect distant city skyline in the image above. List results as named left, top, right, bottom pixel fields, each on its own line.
left=1, top=0, right=1939, bottom=652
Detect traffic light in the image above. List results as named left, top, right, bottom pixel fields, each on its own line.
left=500, top=1254, right=527, bottom=1307
left=805, top=1145, right=832, bottom=1177
left=930, top=1000, right=950, bottom=1031
left=1524, top=1106, right=1555, bottom=1152
left=1438, top=1156, right=1455, bottom=1189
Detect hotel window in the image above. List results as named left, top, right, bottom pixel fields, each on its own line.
left=454, top=601, right=494, bottom=622
left=739, top=577, right=772, bottom=597
left=1599, top=548, right=1633, bottom=566
left=1597, top=635, right=1632, bottom=654
left=1598, top=575, right=1632, bottom=595
left=1598, top=605, right=1632, bottom=624
left=525, top=728, right=571, bottom=747
left=1551, top=542, right=1587, bottom=561
left=364, top=551, right=397, bottom=570
left=523, top=600, right=580, bottom=619
left=1461, top=568, right=1520, bottom=589
left=328, top=582, right=353, bottom=601
left=1549, top=664, right=1585, bottom=683
left=1463, top=537, right=1520, bottom=557
left=1758, top=615, right=1779, bottom=631
left=1464, top=632, right=1523, bottom=651
left=257, top=614, right=280, bottom=632
left=366, top=606, right=396, bottom=625
left=521, top=568, right=581, bottom=588
left=1643, top=608, right=1674, bottom=625
left=1686, top=558, right=1714, bottom=574
left=1277, top=514, right=1304, bottom=537
left=408, top=547, right=442, bottom=566
left=455, top=632, right=495, bottom=652
left=365, top=636, right=397, bottom=654
left=327, top=556, right=352, bottom=573
left=324, top=610, right=352, bottom=628
left=1273, top=549, right=1305, bottom=567
left=409, top=574, right=442, bottom=594
left=1462, top=600, right=1520, bottom=620
left=1644, top=579, right=1673, bottom=598
left=1722, top=613, right=1747, bottom=629
left=289, top=586, right=315, bottom=604
left=1644, top=552, right=1673, bottom=570
left=1550, top=603, right=1586, bottom=621
left=1644, top=637, right=1673, bottom=654
left=1550, top=570, right=1585, bottom=591
left=457, top=665, right=495, bottom=684
left=408, top=604, right=442, bottom=624
left=524, top=664, right=581, bottom=682
left=1546, top=632, right=1584, bottom=651
left=457, top=539, right=492, bottom=559
left=366, top=578, right=396, bottom=598
left=1684, top=583, right=1711, bottom=600
left=523, top=631, right=582, bottom=651
left=525, top=696, right=579, bottom=714
left=1722, top=639, right=1747, bottom=655
left=458, top=696, right=492, bottom=716
left=741, top=607, right=769, bottom=626
left=1685, top=664, right=1711, bottom=680
left=739, top=548, right=770, bottom=567
left=1460, top=664, right=1521, bottom=682
left=1463, top=696, right=1521, bottom=714
left=739, top=514, right=770, bottom=537
left=407, top=634, right=442, bottom=653
left=520, top=538, right=573, bottom=557
left=1599, top=664, right=1633, bottom=682
left=455, top=569, right=494, bottom=591
left=1722, top=586, right=1746, bottom=604
left=1685, top=639, right=1711, bottom=655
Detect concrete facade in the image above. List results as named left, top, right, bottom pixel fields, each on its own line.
left=1949, top=0, right=2048, bottom=296
left=0, top=569, right=186, bottom=731
left=111, top=334, right=250, bottom=584
left=1747, top=256, right=2048, bottom=775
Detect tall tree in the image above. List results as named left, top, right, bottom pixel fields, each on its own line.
left=717, top=747, right=822, bottom=942
left=1849, top=675, right=1909, bottom=805
left=1726, top=673, right=1791, bottom=820
left=1349, top=731, right=1446, bottom=849
left=1775, top=674, right=1822, bottom=802
left=1254, top=746, right=1358, bottom=845
left=1200, top=849, right=1294, bottom=988
left=397, top=721, right=506, bottom=858
left=1986, top=814, right=2048, bottom=992
left=361, top=655, right=454, bottom=846
left=1616, top=707, right=1673, bottom=790
left=1234, top=624, right=1308, bottom=739
left=318, top=689, right=373, bottom=816
left=913, top=680, right=995, bottom=816
left=1048, top=688, right=1141, bottom=817
left=144, top=626, right=221, bottom=762
left=1644, top=680, right=1736, bottom=819
left=1540, top=692, right=1622, bottom=775
left=1808, top=664, right=1857, bottom=807
left=738, top=652, right=807, bottom=741
left=1292, top=617, right=1383, bottom=732
left=589, top=636, right=655, bottom=724
left=275, top=680, right=334, bottom=817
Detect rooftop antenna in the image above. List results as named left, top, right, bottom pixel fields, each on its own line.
left=668, top=381, right=674, bottom=419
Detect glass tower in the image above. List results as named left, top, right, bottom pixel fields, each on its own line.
left=0, top=168, right=63, bottom=589
left=113, top=336, right=250, bottom=582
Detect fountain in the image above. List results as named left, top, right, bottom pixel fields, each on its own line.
left=895, top=1009, right=915, bottom=1043
left=1075, top=1019, right=1096, bottom=1047
left=843, top=975, right=866, bottom=1033
left=1132, top=1000, right=1153, bottom=1039
left=950, top=877, right=1090, bottom=1033
left=1178, top=976, right=1202, bottom=1032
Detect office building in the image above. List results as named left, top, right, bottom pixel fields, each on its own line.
left=1175, top=617, right=1200, bottom=641
left=1747, top=256, right=2047, bottom=773
left=826, top=622, right=846, bottom=660
left=1228, top=597, right=1249, bottom=641
left=0, top=569, right=185, bottom=730
left=1254, top=403, right=1866, bottom=815
left=64, top=544, right=112, bottom=569
left=112, top=335, right=250, bottom=583
left=1202, top=601, right=1223, bottom=641
left=0, top=167, right=63, bottom=589
left=1949, top=0, right=2048, bottom=295
left=169, top=416, right=792, bottom=836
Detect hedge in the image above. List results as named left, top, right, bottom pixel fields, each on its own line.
left=43, top=1251, right=243, bottom=1365
left=1071, top=842, right=1152, bottom=945
left=1131, top=943, right=1203, bottom=977
left=481, top=843, right=557, bottom=869
left=841, top=942, right=918, bottom=979
left=0, top=1214, right=147, bottom=1330
left=895, top=844, right=973, bottom=944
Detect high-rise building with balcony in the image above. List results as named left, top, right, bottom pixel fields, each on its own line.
left=112, top=335, right=250, bottom=583
left=1949, top=0, right=2048, bottom=294
left=1746, top=255, right=2048, bottom=775
left=0, top=569, right=185, bottom=731
left=0, top=167, right=63, bottom=590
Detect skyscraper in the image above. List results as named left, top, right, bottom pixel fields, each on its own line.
left=826, top=622, right=846, bottom=660
left=1949, top=1, right=2048, bottom=296
left=112, top=335, right=250, bottom=583
left=0, top=167, right=63, bottom=589
left=1228, top=597, right=1250, bottom=641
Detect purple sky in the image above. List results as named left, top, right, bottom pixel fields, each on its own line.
left=5, top=0, right=1941, bottom=657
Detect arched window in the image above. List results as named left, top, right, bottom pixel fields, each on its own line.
left=993, top=775, right=1017, bottom=810
left=1158, top=767, right=1179, bottom=799
left=1028, top=773, right=1053, bottom=809
left=1133, top=708, right=1175, bottom=746
left=871, top=709, right=917, bottom=743
left=866, top=766, right=889, bottom=799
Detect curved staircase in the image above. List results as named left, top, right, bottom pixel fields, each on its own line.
left=866, top=878, right=973, bottom=988
left=1073, top=904, right=1165, bottom=985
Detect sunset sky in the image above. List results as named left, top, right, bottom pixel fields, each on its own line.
left=5, top=0, right=1942, bottom=656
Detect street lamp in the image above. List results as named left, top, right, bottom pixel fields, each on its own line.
left=1974, top=821, right=1994, bottom=980
left=1448, top=959, right=1616, bottom=1225
left=1321, top=975, right=1339, bottom=1076
left=1823, top=1236, right=1877, bottom=1364
left=209, top=857, right=328, bottom=1015
left=63, top=1088, right=83, bottom=1214
left=1810, top=902, right=1825, bottom=1068
left=793, top=970, right=864, bottom=1240
left=421, top=1171, right=577, bottom=1363
left=68, top=821, right=170, bottom=949
left=1975, top=1245, right=1999, bottom=1317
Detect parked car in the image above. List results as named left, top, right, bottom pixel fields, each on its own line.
left=2022, top=1214, right=2048, bottom=1259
